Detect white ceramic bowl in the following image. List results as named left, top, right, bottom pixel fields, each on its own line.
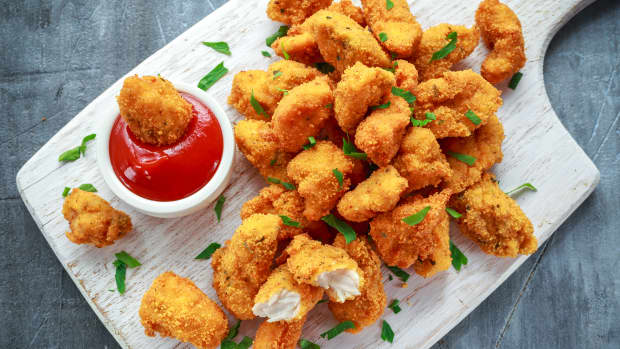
left=96, top=80, right=234, bottom=218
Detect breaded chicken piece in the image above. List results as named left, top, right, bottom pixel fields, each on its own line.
left=139, top=272, right=228, bottom=349
left=410, top=24, right=480, bottom=81
left=211, top=214, right=282, bottom=319
left=241, top=184, right=307, bottom=240
left=328, top=0, right=366, bottom=26
left=334, top=62, right=395, bottom=133
left=234, top=119, right=293, bottom=182
left=267, top=0, right=332, bottom=25
left=253, top=264, right=323, bottom=322
left=450, top=173, right=537, bottom=257
left=354, top=96, right=410, bottom=166
left=117, top=75, right=192, bottom=146
left=267, top=60, right=325, bottom=97
left=337, top=166, right=408, bottom=222
left=392, top=127, right=452, bottom=191
left=413, top=70, right=502, bottom=139
left=307, top=10, right=392, bottom=75
left=62, top=189, right=132, bottom=248
left=370, top=190, right=452, bottom=275
left=272, top=77, right=333, bottom=152
left=476, top=0, right=526, bottom=84
left=254, top=317, right=306, bottom=349
left=440, top=114, right=504, bottom=193
left=361, top=0, right=422, bottom=58
left=394, top=59, right=419, bottom=93
left=287, top=141, right=355, bottom=221
left=286, top=234, right=364, bottom=302
left=328, top=235, right=386, bottom=332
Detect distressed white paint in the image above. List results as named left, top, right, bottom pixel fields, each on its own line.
left=15, top=0, right=599, bottom=348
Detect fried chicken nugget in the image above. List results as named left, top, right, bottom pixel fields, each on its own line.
left=253, top=264, right=323, bottom=322
left=413, top=69, right=502, bottom=139
left=361, top=0, right=422, bottom=58
left=328, top=235, right=386, bottom=333
left=392, top=127, right=452, bottom=192
left=211, top=214, right=282, bottom=319
left=334, top=62, right=395, bottom=133
left=370, top=189, right=452, bottom=275
left=440, top=114, right=504, bottom=193
left=286, top=234, right=365, bottom=303
left=272, top=77, right=333, bottom=152
left=234, top=119, right=293, bottom=182
left=337, top=166, right=408, bottom=222
left=450, top=173, right=537, bottom=257
left=254, top=317, right=306, bottom=349
left=328, top=0, right=366, bottom=26
left=354, top=95, right=410, bottom=166
left=410, top=24, right=480, bottom=81
left=476, top=0, right=526, bottom=84
left=287, top=141, right=355, bottom=221
left=139, top=272, right=228, bottom=349
left=267, top=0, right=332, bottom=25
left=62, top=189, right=132, bottom=248
left=394, top=59, right=419, bottom=93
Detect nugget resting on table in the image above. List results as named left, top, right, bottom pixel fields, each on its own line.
left=450, top=173, right=537, bottom=257
left=286, top=234, right=364, bottom=302
left=328, top=235, right=386, bottom=332
left=361, top=0, right=422, bottom=58
left=272, top=77, right=333, bottom=152
left=139, top=272, right=228, bottom=349
left=476, top=0, right=526, bottom=84
left=392, top=127, right=452, bottom=192
left=354, top=95, right=410, bottom=166
left=267, top=0, right=332, bottom=25
left=254, top=317, right=306, bottom=349
left=287, top=141, right=355, bottom=221
left=62, top=188, right=132, bottom=248
left=370, top=190, right=452, bottom=274
left=253, top=264, right=323, bottom=322
left=117, top=75, right=192, bottom=146
left=211, top=214, right=282, bottom=319
left=413, top=69, right=502, bottom=138
left=410, top=24, right=480, bottom=82
left=337, top=165, right=408, bottom=222
left=440, top=114, right=504, bottom=193
left=394, top=59, right=419, bottom=93
left=334, top=62, right=395, bottom=133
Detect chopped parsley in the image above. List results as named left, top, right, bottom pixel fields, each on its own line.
left=509, top=72, right=524, bottom=89
left=195, top=242, right=221, bottom=260
left=214, top=195, right=226, bottom=222
left=342, top=137, right=367, bottom=159
left=314, top=62, right=335, bottom=74
left=250, top=90, right=269, bottom=118
left=325, top=103, right=333, bottom=109
left=62, top=187, right=71, bottom=197
left=58, top=133, right=96, bottom=162
left=303, top=136, right=316, bottom=150
left=317, top=299, right=328, bottom=304
left=446, top=207, right=462, bottom=219
left=411, top=112, right=436, bottom=127
left=299, top=339, right=320, bottom=349
left=198, top=62, right=228, bottom=91
left=261, top=50, right=272, bottom=57
left=371, top=101, right=391, bottom=110
left=450, top=241, right=468, bottom=271
left=267, top=177, right=295, bottom=190
left=387, top=266, right=410, bottom=282
left=266, top=26, right=289, bottom=47
left=272, top=70, right=283, bottom=79
left=269, top=157, right=277, bottom=166
left=391, top=86, right=416, bottom=104
left=388, top=299, right=402, bottom=314
left=505, top=182, right=537, bottom=195
left=226, top=320, right=241, bottom=340
left=447, top=151, right=476, bottom=166
left=386, top=0, right=394, bottom=10
left=222, top=336, right=253, bottom=349
left=281, top=42, right=290, bottom=60
left=280, top=215, right=302, bottom=228
left=379, top=32, right=388, bottom=42
left=201, top=41, right=231, bottom=55
left=332, top=168, right=344, bottom=188
left=381, top=320, right=395, bottom=343
left=112, top=251, right=141, bottom=294
left=320, top=321, right=355, bottom=339
left=402, top=206, right=431, bottom=226
left=114, top=251, right=141, bottom=268
left=321, top=214, right=356, bottom=244
left=388, top=274, right=393, bottom=281
left=277, top=87, right=289, bottom=95
left=430, top=31, right=458, bottom=62
left=78, top=184, right=97, bottom=192
left=465, top=110, right=482, bottom=125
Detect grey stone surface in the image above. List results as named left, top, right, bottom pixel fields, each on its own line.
left=0, top=0, right=617, bottom=348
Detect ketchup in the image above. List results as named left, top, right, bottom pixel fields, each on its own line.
left=109, top=93, right=223, bottom=201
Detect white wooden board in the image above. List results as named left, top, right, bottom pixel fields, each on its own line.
left=16, top=0, right=600, bottom=348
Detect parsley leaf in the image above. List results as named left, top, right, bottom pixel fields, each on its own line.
left=381, top=320, right=395, bottom=343
left=446, top=207, right=462, bottom=219
left=450, top=241, right=468, bottom=271
left=402, top=206, right=431, bottom=226
left=272, top=70, right=282, bottom=79
left=114, top=251, right=141, bottom=268
left=321, top=214, right=356, bottom=243
left=411, top=112, right=436, bottom=127
left=113, top=260, right=127, bottom=294
left=78, top=184, right=97, bottom=192
left=261, top=50, right=272, bottom=57
left=299, top=339, right=321, bottom=349
left=58, top=134, right=96, bottom=162
left=388, top=299, right=402, bottom=314
left=505, top=182, right=537, bottom=195
left=202, top=41, right=231, bottom=55
left=386, top=0, right=394, bottom=10
left=314, top=62, right=335, bottom=74
left=371, top=101, right=391, bottom=110
left=320, top=321, right=355, bottom=339
left=281, top=42, right=290, bottom=60
left=221, top=336, right=253, bottom=349
left=325, top=103, right=333, bottom=109
left=317, top=299, right=328, bottom=304
left=391, top=86, right=416, bottom=104
left=277, top=87, right=289, bottom=95
left=430, top=31, right=458, bottom=62
left=62, top=187, right=71, bottom=197
left=332, top=168, right=344, bottom=188
left=198, top=62, right=228, bottom=91
left=250, top=90, right=269, bottom=118
left=342, top=137, right=367, bottom=159
left=379, top=32, right=388, bottom=42
left=509, top=72, right=524, bottom=89
left=226, top=319, right=241, bottom=340
left=266, top=26, right=289, bottom=47
left=303, top=136, right=316, bottom=150
left=447, top=151, right=476, bottom=166
left=214, top=195, right=226, bottom=222
left=196, top=242, right=221, bottom=260
left=465, top=110, right=482, bottom=125
left=387, top=265, right=410, bottom=282
left=266, top=177, right=295, bottom=190
left=280, top=215, right=302, bottom=228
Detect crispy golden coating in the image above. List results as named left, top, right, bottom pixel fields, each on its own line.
left=370, top=190, right=452, bottom=274
left=272, top=77, right=333, bottom=152
left=392, top=127, right=452, bottom=191
left=62, top=189, right=132, bottom=248
left=361, top=0, right=422, bottom=58
left=139, top=272, right=228, bottom=349
left=334, top=62, right=395, bottom=133
left=410, top=24, right=480, bottom=81
left=450, top=173, right=537, bottom=257
left=327, top=0, right=366, bottom=26
left=394, top=59, right=419, bottom=93
left=354, top=96, right=410, bottom=166
left=234, top=119, right=293, bottom=182
left=241, top=184, right=307, bottom=240
left=307, top=10, right=392, bottom=75
left=211, top=214, right=282, bottom=319
left=254, top=317, right=306, bottom=349
left=328, top=235, right=386, bottom=332
left=440, top=114, right=504, bottom=193
left=272, top=29, right=323, bottom=65
left=267, top=0, right=332, bottom=25
left=287, top=141, right=355, bottom=221
left=337, top=166, right=408, bottom=222
left=413, top=70, right=502, bottom=139
left=476, top=0, right=526, bottom=84
left=267, top=60, right=325, bottom=96
left=117, top=75, right=192, bottom=146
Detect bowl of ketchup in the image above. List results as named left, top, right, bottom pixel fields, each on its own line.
left=96, top=79, right=234, bottom=218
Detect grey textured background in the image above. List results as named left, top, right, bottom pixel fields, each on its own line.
left=1, top=0, right=618, bottom=348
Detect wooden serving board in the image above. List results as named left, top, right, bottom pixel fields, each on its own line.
left=16, top=0, right=600, bottom=348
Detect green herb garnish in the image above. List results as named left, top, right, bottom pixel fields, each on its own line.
left=381, top=320, right=395, bottom=343
left=281, top=42, right=290, bottom=60
left=202, top=41, right=231, bottom=55
left=250, top=90, right=269, bottom=118
left=411, top=112, right=436, bottom=127
left=320, top=321, right=355, bottom=339
left=113, top=260, right=127, bottom=294
left=387, top=266, right=410, bottom=282
left=267, top=177, right=295, bottom=190
left=276, top=87, right=289, bottom=95
left=261, top=50, right=272, bottom=57
left=371, top=101, right=391, bottom=110
left=272, top=70, right=282, bottom=79
left=317, top=299, right=328, bottom=304
left=402, top=206, right=431, bottom=226
left=505, top=182, right=537, bottom=195
left=196, top=242, right=221, bottom=260
left=342, top=137, right=367, bottom=159
left=332, top=168, right=344, bottom=188
left=58, top=134, right=96, bottom=162
left=388, top=299, right=402, bottom=314
left=303, top=136, right=316, bottom=150
left=226, top=320, right=241, bottom=340
left=214, top=195, right=226, bottom=222
left=391, top=86, right=416, bottom=104
left=386, top=0, right=394, bottom=10
left=198, top=62, right=228, bottom=91
left=62, top=187, right=71, bottom=197
left=280, top=215, right=302, bottom=228
left=314, top=62, right=335, bottom=74
left=465, top=110, right=481, bottom=125
left=114, top=251, right=141, bottom=268
left=379, top=32, right=388, bottom=42
left=447, top=151, right=476, bottom=166
left=446, top=207, right=462, bottom=219
left=430, top=32, right=457, bottom=62
left=321, top=214, right=356, bottom=244
left=509, top=72, right=523, bottom=89
left=266, top=26, right=289, bottom=47
left=222, top=336, right=253, bottom=349
left=450, top=241, right=468, bottom=271
left=299, top=339, right=321, bottom=349
left=325, top=103, right=333, bottom=109
left=78, top=184, right=97, bottom=192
